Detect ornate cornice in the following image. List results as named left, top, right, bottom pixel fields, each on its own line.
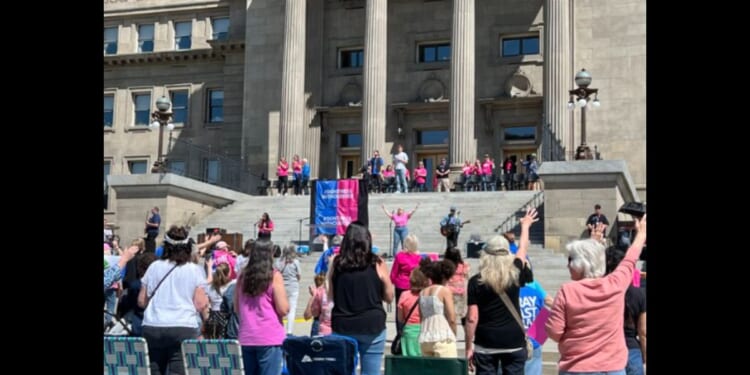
left=103, top=41, right=244, bottom=66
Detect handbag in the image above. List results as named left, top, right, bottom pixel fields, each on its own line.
left=391, top=297, right=420, bottom=355
left=203, top=310, right=229, bottom=339
left=498, top=290, right=534, bottom=360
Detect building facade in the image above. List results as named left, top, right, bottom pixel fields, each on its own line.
left=104, top=0, right=646, bottom=214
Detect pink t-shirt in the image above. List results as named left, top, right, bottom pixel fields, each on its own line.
left=277, top=162, right=289, bottom=177
left=293, top=161, right=302, bottom=174
left=237, top=272, right=286, bottom=346
left=462, top=166, right=472, bottom=176
left=390, top=252, right=423, bottom=290
left=392, top=213, right=409, bottom=228
left=310, top=286, right=333, bottom=335
left=382, top=169, right=395, bottom=178
left=212, top=249, right=238, bottom=280
left=482, top=161, right=494, bottom=175
left=415, top=168, right=427, bottom=184
left=397, top=290, right=421, bottom=325
left=447, top=262, right=470, bottom=295
left=546, top=245, right=640, bottom=372
left=258, top=220, right=274, bottom=235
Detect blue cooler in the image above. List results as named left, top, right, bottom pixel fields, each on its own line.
left=371, top=246, right=380, bottom=254
left=296, top=245, right=310, bottom=255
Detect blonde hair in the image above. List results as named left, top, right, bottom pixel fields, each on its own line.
left=211, top=263, right=231, bottom=294
left=403, top=234, right=419, bottom=253
left=130, top=238, right=145, bottom=251
left=478, top=252, right=519, bottom=295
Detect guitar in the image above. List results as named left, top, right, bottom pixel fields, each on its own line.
left=144, top=211, right=151, bottom=235
left=441, top=219, right=471, bottom=237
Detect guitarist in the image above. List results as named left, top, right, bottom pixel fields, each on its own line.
left=440, top=206, right=464, bottom=250
left=144, top=207, right=161, bottom=253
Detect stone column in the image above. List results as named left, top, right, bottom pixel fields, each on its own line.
left=543, top=0, right=572, bottom=159
left=361, top=0, right=387, bottom=163
left=279, top=0, right=307, bottom=162
left=449, top=0, right=476, bottom=171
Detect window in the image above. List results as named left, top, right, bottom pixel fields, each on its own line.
left=204, top=159, right=220, bottom=184
left=104, top=95, right=114, bottom=128
left=416, top=130, right=449, bottom=145
left=504, top=126, right=536, bottom=141
left=138, top=24, right=154, bottom=53
left=168, top=160, right=186, bottom=176
left=212, top=18, right=229, bottom=41
left=133, top=94, right=151, bottom=126
left=339, top=48, right=364, bottom=68
left=502, top=36, right=540, bottom=57
left=207, top=90, right=224, bottom=123
left=128, top=160, right=148, bottom=174
left=103, top=161, right=111, bottom=210
left=170, top=91, right=188, bottom=124
left=175, top=21, right=192, bottom=50
left=340, top=133, right=362, bottom=148
left=104, top=27, right=118, bottom=55
left=418, top=42, right=450, bottom=63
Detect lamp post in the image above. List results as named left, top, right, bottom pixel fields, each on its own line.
left=568, top=69, right=601, bottom=160
left=150, top=96, right=174, bottom=173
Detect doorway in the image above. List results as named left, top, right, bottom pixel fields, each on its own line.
left=339, top=155, right=361, bottom=179
left=416, top=152, right=448, bottom=191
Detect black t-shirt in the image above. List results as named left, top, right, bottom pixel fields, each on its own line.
left=331, top=264, right=386, bottom=335
left=467, top=258, right=533, bottom=349
left=624, top=286, right=646, bottom=349
left=436, top=163, right=449, bottom=177
left=586, top=213, right=609, bottom=228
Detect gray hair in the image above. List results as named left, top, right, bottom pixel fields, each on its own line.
left=566, top=239, right=606, bottom=279
left=281, top=244, right=297, bottom=262
left=403, top=234, right=419, bottom=252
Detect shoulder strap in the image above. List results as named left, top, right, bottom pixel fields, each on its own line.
left=399, top=297, right=420, bottom=333
left=146, top=264, right=178, bottom=306
left=498, top=290, right=526, bottom=334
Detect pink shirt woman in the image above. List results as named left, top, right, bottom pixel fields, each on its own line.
left=481, top=158, right=494, bottom=176
left=382, top=165, right=396, bottom=178
left=415, top=164, right=427, bottom=184
left=277, top=159, right=289, bottom=177
left=382, top=204, right=419, bottom=257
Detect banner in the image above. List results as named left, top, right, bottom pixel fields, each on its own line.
left=313, top=179, right=368, bottom=236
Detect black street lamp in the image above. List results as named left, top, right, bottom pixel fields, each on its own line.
left=150, top=96, right=174, bottom=173
left=568, top=69, right=601, bottom=160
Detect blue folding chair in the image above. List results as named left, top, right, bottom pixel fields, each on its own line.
left=181, top=339, right=244, bottom=375
left=103, top=336, right=151, bottom=375
left=283, top=334, right=359, bottom=375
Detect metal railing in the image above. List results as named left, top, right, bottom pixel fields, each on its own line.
left=542, top=124, right=567, bottom=162
left=163, top=134, right=263, bottom=194
left=494, top=191, right=545, bottom=234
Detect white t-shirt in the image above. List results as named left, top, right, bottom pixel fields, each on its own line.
left=141, top=260, right=205, bottom=328
left=394, top=152, right=408, bottom=170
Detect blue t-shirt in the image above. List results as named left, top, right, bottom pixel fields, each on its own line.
left=155, top=246, right=164, bottom=258
left=147, top=214, right=161, bottom=234
left=519, top=282, right=546, bottom=349
left=369, top=157, right=384, bottom=175
left=302, top=164, right=311, bottom=178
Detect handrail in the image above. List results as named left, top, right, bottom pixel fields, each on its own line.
left=494, top=191, right=544, bottom=234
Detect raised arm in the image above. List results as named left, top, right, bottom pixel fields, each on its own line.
left=381, top=204, right=393, bottom=219
left=408, top=203, right=420, bottom=217
left=516, top=207, right=539, bottom=262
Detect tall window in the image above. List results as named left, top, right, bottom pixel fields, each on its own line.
left=416, top=130, right=449, bottom=145
left=339, top=48, right=364, bottom=68
left=502, top=36, right=540, bottom=57
left=207, top=90, right=224, bottom=123
left=103, top=161, right=111, bottom=210
left=133, top=94, right=151, bottom=126
left=104, top=95, right=114, bottom=128
left=340, top=133, right=362, bottom=148
left=204, top=159, right=220, bottom=184
left=128, top=160, right=148, bottom=174
left=170, top=91, right=188, bottom=125
left=212, top=18, right=229, bottom=41
left=104, top=27, right=118, bottom=55
left=175, top=21, right=192, bottom=50
left=168, top=160, right=186, bottom=176
left=138, top=24, right=154, bottom=53
left=418, top=42, right=450, bottom=63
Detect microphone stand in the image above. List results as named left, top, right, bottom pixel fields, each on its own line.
left=389, top=210, right=394, bottom=258
left=297, top=217, right=309, bottom=247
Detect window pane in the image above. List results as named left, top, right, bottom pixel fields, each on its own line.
left=419, top=43, right=450, bottom=63
left=138, top=25, right=154, bottom=52
left=417, top=130, right=449, bottom=145
left=134, top=94, right=151, bottom=126
left=206, top=160, right=219, bottom=184
left=104, top=27, right=118, bottom=55
left=212, top=18, right=229, bottom=40
left=503, top=39, right=520, bottom=57
left=168, top=160, right=186, bottom=176
left=354, top=51, right=363, bottom=67
left=341, top=133, right=362, bottom=148
left=175, top=22, right=192, bottom=49
left=437, top=45, right=451, bottom=61
left=208, top=90, right=224, bottom=123
left=104, top=96, right=114, bottom=127
left=504, top=126, right=536, bottom=141
left=340, top=49, right=364, bottom=68
left=521, top=37, right=539, bottom=55
left=130, top=161, right=148, bottom=174
left=170, top=91, right=188, bottom=124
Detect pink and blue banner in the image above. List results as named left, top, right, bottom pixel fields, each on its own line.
left=314, top=179, right=366, bottom=235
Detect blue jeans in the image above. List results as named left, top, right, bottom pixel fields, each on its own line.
left=392, top=227, right=408, bottom=256
left=560, top=370, right=626, bottom=375
left=242, top=345, right=283, bottom=375
left=103, top=288, right=117, bottom=328
left=626, top=348, right=644, bottom=375
left=524, top=346, right=543, bottom=375
left=345, top=329, right=386, bottom=375
left=310, top=317, right=320, bottom=336
left=395, top=169, right=407, bottom=193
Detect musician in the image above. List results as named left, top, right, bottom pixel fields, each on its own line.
left=144, top=207, right=161, bottom=253
left=256, top=212, right=274, bottom=240
left=382, top=203, right=420, bottom=257
left=440, top=206, right=462, bottom=249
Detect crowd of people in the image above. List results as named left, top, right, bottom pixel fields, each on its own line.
left=103, top=204, right=647, bottom=375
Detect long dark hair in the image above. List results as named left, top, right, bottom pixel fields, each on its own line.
left=161, top=226, right=192, bottom=265
left=422, top=259, right=456, bottom=285
left=241, top=240, right=275, bottom=297
left=444, top=247, right=464, bottom=266
left=333, top=221, right=379, bottom=273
